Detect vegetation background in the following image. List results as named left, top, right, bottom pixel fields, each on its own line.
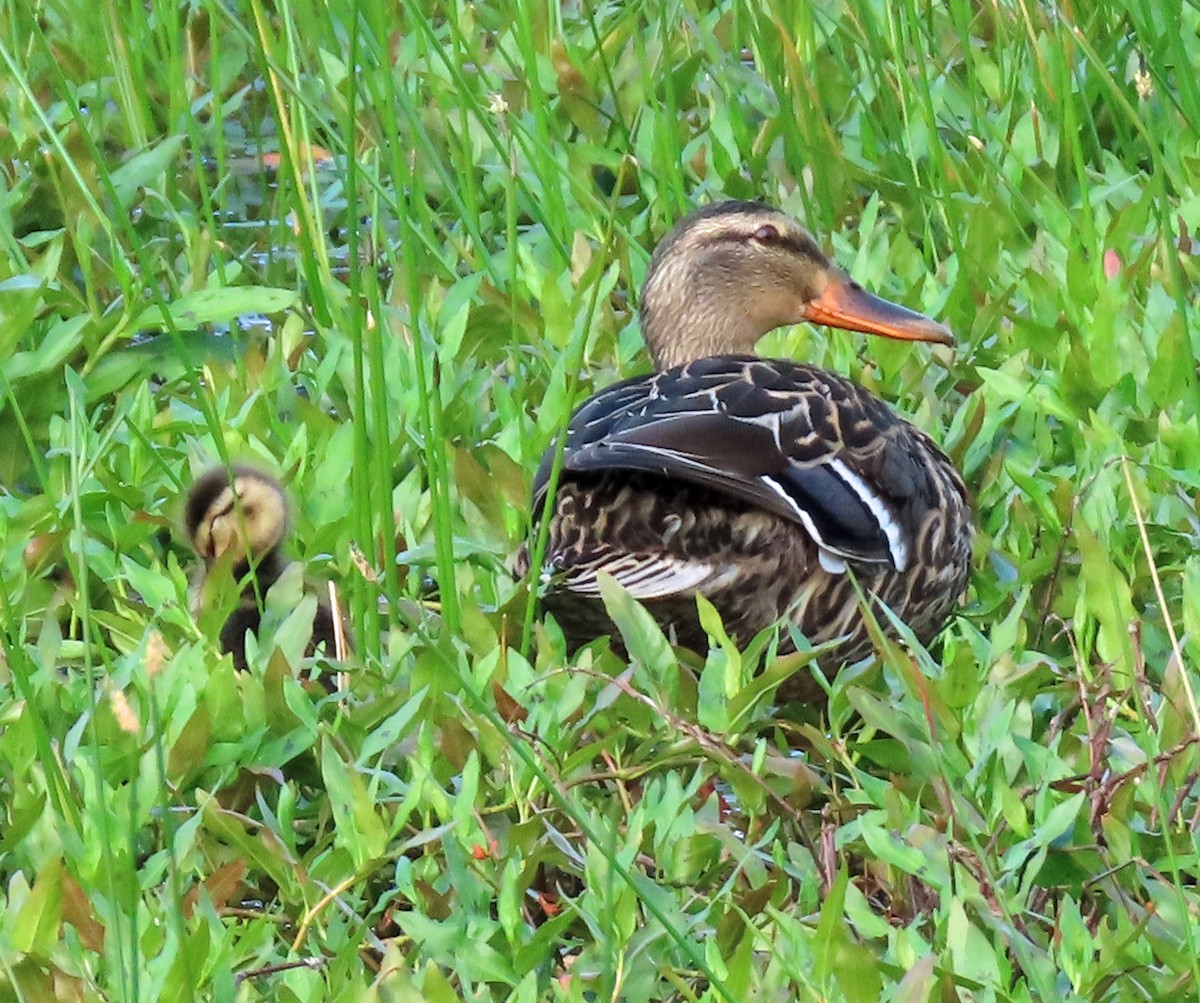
left=0, top=0, right=1197, bottom=999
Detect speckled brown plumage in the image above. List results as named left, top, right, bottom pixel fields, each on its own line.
left=518, top=201, right=972, bottom=702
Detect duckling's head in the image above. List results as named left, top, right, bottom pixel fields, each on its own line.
left=640, top=200, right=953, bottom=369
left=185, top=465, right=289, bottom=573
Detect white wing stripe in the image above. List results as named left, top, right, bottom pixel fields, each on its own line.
left=563, top=557, right=714, bottom=600
left=761, top=475, right=830, bottom=551
left=827, top=458, right=908, bottom=570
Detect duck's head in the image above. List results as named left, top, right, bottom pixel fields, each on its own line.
left=185, top=465, right=289, bottom=571
left=640, top=200, right=954, bottom=369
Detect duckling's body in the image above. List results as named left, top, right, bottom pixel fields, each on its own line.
left=185, top=465, right=339, bottom=670
left=521, top=202, right=971, bottom=701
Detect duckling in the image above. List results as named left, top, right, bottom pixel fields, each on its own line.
left=520, top=201, right=971, bottom=702
left=184, top=464, right=341, bottom=671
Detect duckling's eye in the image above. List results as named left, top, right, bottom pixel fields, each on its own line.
left=753, top=224, right=782, bottom=243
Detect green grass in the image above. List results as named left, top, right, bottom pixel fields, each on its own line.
left=1, top=0, right=1198, bottom=999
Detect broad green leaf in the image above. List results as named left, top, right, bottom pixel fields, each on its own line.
left=129, top=286, right=299, bottom=332
left=598, top=573, right=676, bottom=681
left=320, top=734, right=388, bottom=869
left=110, top=135, right=187, bottom=203
left=1075, top=524, right=1135, bottom=677
left=12, top=857, right=62, bottom=955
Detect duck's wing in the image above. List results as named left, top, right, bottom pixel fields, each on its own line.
left=534, top=356, right=933, bottom=571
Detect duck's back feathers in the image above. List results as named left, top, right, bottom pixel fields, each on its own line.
left=534, top=356, right=942, bottom=571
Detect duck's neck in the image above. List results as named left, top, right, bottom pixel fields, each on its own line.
left=640, top=265, right=769, bottom=370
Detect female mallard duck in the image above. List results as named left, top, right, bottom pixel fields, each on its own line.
left=522, top=201, right=971, bottom=700
left=185, top=464, right=341, bottom=671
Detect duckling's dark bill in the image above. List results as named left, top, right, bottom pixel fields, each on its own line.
left=803, top=270, right=954, bottom=346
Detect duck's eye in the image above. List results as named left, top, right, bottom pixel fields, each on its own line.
left=753, top=224, right=782, bottom=243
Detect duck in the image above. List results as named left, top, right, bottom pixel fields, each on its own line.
left=184, top=464, right=342, bottom=672
left=519, top=200, right=971, bottom=702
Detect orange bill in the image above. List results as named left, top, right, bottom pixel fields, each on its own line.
left=803, top=268, right=954, bottom=345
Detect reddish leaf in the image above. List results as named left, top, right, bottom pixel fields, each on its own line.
left=61, top=874, right=105, bottom=953
left=183, top=859, right=248, bottom=919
